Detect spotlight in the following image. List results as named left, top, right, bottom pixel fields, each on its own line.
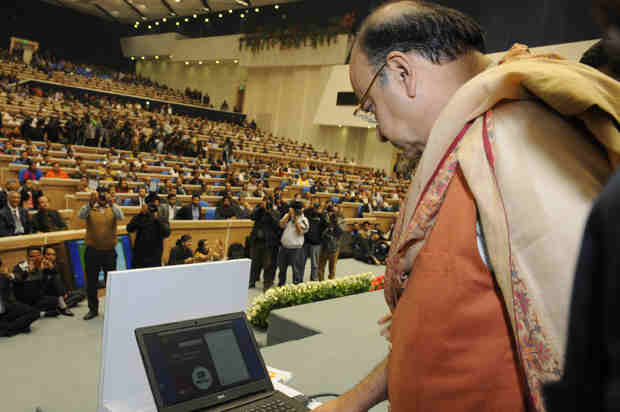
left=185, top=61, right=189, bottom=65
left=240, top=13, right=245, bottom=18
left=204, top=17, right=209, bottom=22
left=193, top=14, right=197, bottom=18
left=176, top=21, right=180, bottom=26
left=228, top=9, right=233, bottom=14
left=234, top=60, right=239, bottom=64
left=216, top=60, right=220, bottom=64
left=255, top=8, right=259, bottom=12
left=338, top=125, right=342, bottom=128
left=130, top=56, right=135, bottom=60
left=146, top=101, right=150, bottom=105
left=218, top=13, right=223, bottom=18
left=199, top=61, right=203, bottom=64
left=141, top=56, right=145, bottom=60
left=162, top=17, right=167, bottom=22
left=155, top=21, right=159, bottom=25
left=184, top=17, right=189, bottom=22
left=274, top=4, right=279, bottom=9
left=135, top=21, right=140, bottom=25
left=155, top=55, right=159, bottom=59
left=148, top=25, right=152, bottom=29
left=175, top=0, right=181, bottom=2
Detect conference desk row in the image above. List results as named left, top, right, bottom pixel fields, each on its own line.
left=0, top=216, right=392, bottom=291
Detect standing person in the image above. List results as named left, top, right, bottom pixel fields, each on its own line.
left=303, top=202, right=327, bottom=282
left=318, top=204, right=346, bottom=281
left=78, top=188, right=124, bottom=320
left=277, top=202, right=309, bottom=286
left=249, top=198, right=281, bottom=291
left=126, top=202, right=171, bottom=268
left=315, top=2, right=619, bottom=412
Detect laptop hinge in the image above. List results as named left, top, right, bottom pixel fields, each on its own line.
left=205, top=390, right=274, bottom=412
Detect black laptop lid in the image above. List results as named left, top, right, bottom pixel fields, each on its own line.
left=135, top=312, right=272, bottom=412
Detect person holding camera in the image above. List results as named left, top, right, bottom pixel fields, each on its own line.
left=277, top=201, right=309, bottom=286
left=249, top=198, right=281, bottom=291
left=126, top=200, right=171, bottom=269
left=318, top=204, right=346, bottom=281
left=78, top=188, right=124, bottom=320
left=304, top=202, right=328, bottom=282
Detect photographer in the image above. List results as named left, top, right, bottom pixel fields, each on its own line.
left=277, top=201, right=309, bottom=286
left=318, top=204, right=346, bottom=280
left=249, top=198, right=281, bottom=291
left=78, top=188, right=124, bottom=321
left=126, top=200, right=171, bottom=268
left=304, top=202, right=328, bottom=282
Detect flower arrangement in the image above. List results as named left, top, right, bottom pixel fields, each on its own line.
left=370, top=275, right=385, bottom=291
left=246, top=273, right=373, bottom=329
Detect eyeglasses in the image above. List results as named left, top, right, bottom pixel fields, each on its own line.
left=353, top=61, right=388, bottom=124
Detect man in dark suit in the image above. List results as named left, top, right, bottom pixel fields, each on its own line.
left=0, top=179, right=20, bottom=210
left=31, top=196, right=68, bottom=233
left=126, top=186, right=148, bottom=207
left=175, top=193, right=202, bottom=220
left=0, top=191, right=32, bottom=237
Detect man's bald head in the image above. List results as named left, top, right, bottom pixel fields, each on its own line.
left=355, top=1, right=486, bottom=73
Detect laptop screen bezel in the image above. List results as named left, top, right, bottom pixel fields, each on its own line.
left=135, top=312, right=273, bottom=412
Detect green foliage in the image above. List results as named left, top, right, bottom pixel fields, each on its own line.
left=246, top=273, right=374, bottom=329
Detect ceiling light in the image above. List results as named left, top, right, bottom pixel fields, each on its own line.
left=130, top=56, right=135, bottom=60
left=155, top=55, right=159, bottom=59
left=135, top=21, right=140, bottom=25
left=148, top=25, right=152, bottom=29
left=218, top=13, right=223, bottom=18
left=199, top=61, right=203, bottom=64
left=185, top=61, right=189, bottom=65
left=228, top=9, right=233, bottom=14
left=204, top=17, right=209, bottom=22
left=193, top=14, right=197, bottom=18
left=155, top=21, right=159, bottom=25
left=184, top=17, right=189, bottom=22
left=174, top=0, right=181, bottom=2
left=141, top=16, right=148, bottom=20
left=338, top=125, right=342, bottom=128
left=141, top=56, right=145, bottom=60
left=255, top=8, right=259, bottom=12
left=162, top=17, right=167, bottom=22
left=202, top=7, right=210, bottom=11
left=216, top=60, right=220, bottom=64
left=274, top=4, right=279, bottom=9
left=235, top=0, right=250, bottom=6
left=240, top=13, right=245, bottom=18
left=176, top=21, right=180, bottom=26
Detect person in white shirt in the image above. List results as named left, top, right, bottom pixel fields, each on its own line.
left=277, top=202, right=309, bottom=286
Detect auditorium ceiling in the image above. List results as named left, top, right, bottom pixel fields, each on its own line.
left=44, top=0, right=303, bottom=23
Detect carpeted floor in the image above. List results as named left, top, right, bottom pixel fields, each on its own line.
left=0, top=258, right=384, bottom=412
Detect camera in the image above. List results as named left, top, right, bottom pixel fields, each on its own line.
left=97, top=187, right=109, bottom=202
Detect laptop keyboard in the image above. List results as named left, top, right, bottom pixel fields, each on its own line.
left=231, top=392, right=308, bottom=412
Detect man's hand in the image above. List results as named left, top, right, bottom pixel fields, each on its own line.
left=378, top=313, right=393, bottom=342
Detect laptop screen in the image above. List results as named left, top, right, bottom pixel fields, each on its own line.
left=138, top=315, right=269, bottom=409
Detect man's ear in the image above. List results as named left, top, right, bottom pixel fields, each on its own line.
left=386, top=51, right=417, bottom=98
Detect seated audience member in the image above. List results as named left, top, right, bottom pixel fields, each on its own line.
left=19, top=160, right=43, bottom=185
left=252, top=182, right=267, bottom=198
left=168, top=235, right=195, bottom=265
left=20, top=179, right=43, bottom=210
left=69, top=163, right=89, bottom=180
left=238, top=182, right=251, bottom=199
left=41, top=247, right=84, bottom=308
left=12, top=247, right=73, bottom=317
left=296, top=173, right=311, bottom=187
left=194, top=239, right=225, bottom=262
left=175, top=193, right=202, bottom=220
left=217, top=182, right=234, bottom=198
left=77, top=177, right=94, bottom=193
left=0, top=191, right=32, bottom=236
left=0, top=179, right=20, bottom=210
left=215, top=196, right=238, bottom=220
left=159, top=193, right=178, bottom=221
left=127, top=186, right=148, bottom=207
left=236, top=199, right=252, bottom=219
left=13, top=151, right=30, bottom=165
left=0, top=258, right=40, bottom=337
left=44, top=161, right=69, bottom=179
left=31, top=196, right=67, bottom=232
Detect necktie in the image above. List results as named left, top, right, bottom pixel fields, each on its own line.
left=12, top=208, right=24, bottom=234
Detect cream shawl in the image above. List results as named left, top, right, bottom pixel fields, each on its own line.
left=385, top=55, right=620, bottom=411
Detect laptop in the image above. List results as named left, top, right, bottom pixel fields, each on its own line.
left=135, top=312, right=310, bottom=412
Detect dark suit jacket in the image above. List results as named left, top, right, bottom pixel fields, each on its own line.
left=0, top=206, right=32, bottom=236
left=544, top=171, right=620, bottom=412
left=31, top=209, right=68, bottom=233
left=175, top=205, right=201, bottom=220
left=19, top=188, right=43, bottom=210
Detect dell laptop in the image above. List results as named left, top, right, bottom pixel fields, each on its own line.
left=135, top=312, right=309, bottom=412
